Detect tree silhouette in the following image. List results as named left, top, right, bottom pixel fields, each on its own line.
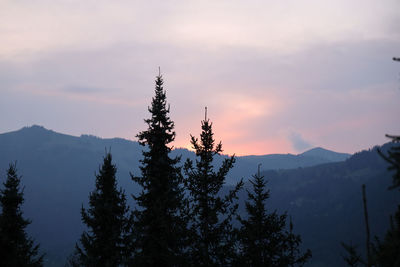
left=237, top=165, right=311, bottom=266
left=371, top=56, right=400, bottom=266
left=341, top=56, right=400, bottom=266
left=74, top=152, right=132, bottom=266
left=378, top=57, right=400, bottom=190
left=0, top=163, right=44, bottom=267
left=131, top=72, right=188, bottom=266
left=373, top=139, right=400, bottom=265
left=184, top=112, right=243, bottom=266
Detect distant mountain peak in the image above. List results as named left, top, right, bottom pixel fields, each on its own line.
left=300, top=147, right=350, bottom=162
left=20, top=125, right=51, bottom=132
left=302, top=147, right=328, bottom=153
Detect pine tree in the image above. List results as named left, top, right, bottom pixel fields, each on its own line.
left=343, top=57, right=400, bottom=266
left=131, top=73, right=188, bottom=266
left=184, top=113, right=243, bottom=266
left=374, top=57, right=400, bottom=264
left=75, top=152, right=132, bottom=266
left=0, top=163, right=44, bottom=267
left=374, top=134, right=400, bottom=266
left=237, top=166, right=311, bottom=267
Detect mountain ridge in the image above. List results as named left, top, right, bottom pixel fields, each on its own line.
left=0, top=125, right=351, bottom=185
left=0, top=125, right=397, bottom=266
left=1, top=124, right=350, bottom=161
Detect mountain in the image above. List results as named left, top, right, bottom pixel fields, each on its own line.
left=0, top=125, right=350, bottom=185
left=233, top=143, right=399, bottom=267
left=1, top=125, right=393, bottom=267
left=0, top=126, right=142, bottom=265
left=300, top=146, right=351, bottom=162
left=230, top=148, right=350, bottom=183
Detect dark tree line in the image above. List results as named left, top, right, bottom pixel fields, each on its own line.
left=130, top=74, right=188, bottom=266
left=1, top=72, right=310, bottom=267
left=184, top=114, right=243, bottom=266
left=341, top=57, right=400, bottom=267
left=373, top=134, right=400, bottom=267
left=237, top=166, right=311, bottom=266
left=341, top=135, right=400, bottom=267
left=0, top=163, right=44, bottom=266
left=71, top=152, right=132, bottom=266
left=71, top=73, right=310, bottom=266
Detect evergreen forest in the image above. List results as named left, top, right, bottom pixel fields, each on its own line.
left=0, top=73, right=399, bottom=267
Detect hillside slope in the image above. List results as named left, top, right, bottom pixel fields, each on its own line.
left=0, top=126, right=381, bottom=266
left=234, top=144, right=399, bottom=267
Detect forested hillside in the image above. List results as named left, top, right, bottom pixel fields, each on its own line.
left=235, top=143, right=399, bottom=266
left=0, top=126, right=397, bottom=266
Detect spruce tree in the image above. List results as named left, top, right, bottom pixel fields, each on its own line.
left=0, top=163, right=44, bottom=267
left=237, top=166, right=311, bottom=267
left=370, top=57, right=400, bottom=266
left=374, top=134, right=400, bottom=266
left=75, top=152, right=132, bottom=266
left=184, top=113, right=243, bottom=266
left=131, top=73, right=188, bottom=266
left=343, top=57, right=400, bottom=266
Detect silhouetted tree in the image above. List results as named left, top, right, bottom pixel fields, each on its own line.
left=74, top=152, right=132, bottom=266
left=0, top=163, right=44, bottom=266
left=377, top=57, right=400, bottom=190
left=362, top=56, right=400, bottom=267
left=131, top=72, right=188, bottom=266
left=340, top=57, right=400, bottom=267
left=184, top=112, right=243, bottom=266
left=374, top=137, right=400, bottom=266
left=237, top=166, right=311, bottom=266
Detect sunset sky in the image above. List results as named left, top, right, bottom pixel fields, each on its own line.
left=1, top=0, right=399, bottom=155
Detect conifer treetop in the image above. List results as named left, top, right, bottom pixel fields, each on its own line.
left=130, top=72, right=188, bottom=266
left=74, top=152, right=132, bottom=266
left=138, top=73, right=175, bottom=149
left=184, top=113, right=243, bottom=266
left=237, top=167, right=311, bottom=266
left=0, top=163, right=44, bottom=267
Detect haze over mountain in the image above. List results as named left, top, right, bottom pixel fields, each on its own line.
left=0, top=125, right=396, bottom=266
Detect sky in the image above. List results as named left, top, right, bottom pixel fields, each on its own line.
left=1, top=0, right=399, bottom=156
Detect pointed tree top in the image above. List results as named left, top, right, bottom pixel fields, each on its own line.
left=205, top=106, right=208, bottom=121
left=158, top=66, right=161, bottom=76
left=258, top=163, right=262, bottom=177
